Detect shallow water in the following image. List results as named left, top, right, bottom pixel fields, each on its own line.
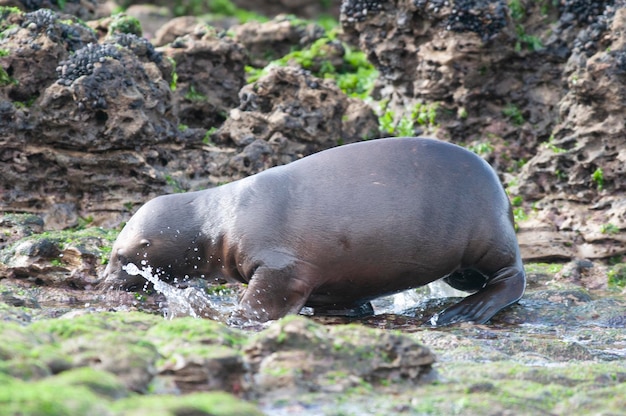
left=108, top=263, right=626, bottom=342
left=120, top=261, right=472, bottom=327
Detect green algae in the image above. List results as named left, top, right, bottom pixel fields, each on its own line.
left=415, top=360, right=626, bottom=415
left=0, top=369, right=261, bottom=416
left=28, top=311, right=161, bottom=339
left=1, top=226, right=118, bottom=266
left=608, top=263, right=626, bottom=289
left=0, top=291, right=623, bottom=415
left=147, top=315, right=245, bottom=347
left=524, top=262, right=565, bottom=275
left=108, top=13, right=143, bottom=36
left=0, top=371, right=112, bottom=416
left=245, top=33, right=378, bottom=99
left=111, top=391, right=264, bottom=416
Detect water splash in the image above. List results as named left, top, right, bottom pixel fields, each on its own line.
left=122, top=263, right=233, bottom=322
left=371, top=280, right=467, bottom=315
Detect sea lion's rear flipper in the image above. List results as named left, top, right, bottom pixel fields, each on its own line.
left=430, top=265, right=525, bottom=326
left=443, top=268, right=489, bottom=292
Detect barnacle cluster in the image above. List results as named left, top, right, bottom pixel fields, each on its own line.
left=340, top=0, right=386, bottom=22
left=19, top=0, right=80, bottom=11
left=21, top=8, right=92, bottom=51
left=558, top=0, right=613, bottom=23
left=56, top=43, right=122, bottom=86
left=445, top=0, right=508, bottom=40
left=413, top=0, right=450, bottom=13
left=567, top=2, right=617, bottom=56
left=21, top=8, right=57, bottom=31
left=612, top=49, right=626, bottom=74
left=109, top=33, right=162, bottom=64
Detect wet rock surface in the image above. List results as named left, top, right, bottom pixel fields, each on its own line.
left=0, top=256, right=624, bottom=414
left=1, top=0, right=626, bottom=414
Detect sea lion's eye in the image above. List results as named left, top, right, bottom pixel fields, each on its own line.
left=140, top=239, right=151, bottom=247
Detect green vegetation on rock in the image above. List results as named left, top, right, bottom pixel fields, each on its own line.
left=0, top=368, right=262, bottom=416
left=508, top=0, right=544, bottom=51
left=379, top=102, right=439, bottom=136
left=108, top=13, right=143, bottom=36
left=0, top=372, right=110, bottom=416
left=0, top=226, right=118, bottom=267
left=607, top=264, right=626, bottom=289
left=246, top=34, right=378, bottom=99
left=502, top=103, right=525, bottom=125
left=523, top=262, right=565, bottom=275
left=0, top=65, right=17, bottom=87
left=592, top=167, right=604, bottom=190
left=0, top=6, right=21, bottom=21
left=111, top=391, right=264, bottom=416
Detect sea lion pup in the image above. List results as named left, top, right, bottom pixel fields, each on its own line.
left=102, top=137, right=526, bottom=325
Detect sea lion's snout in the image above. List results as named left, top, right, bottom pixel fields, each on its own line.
left=100, top=247, right=147, bottom=292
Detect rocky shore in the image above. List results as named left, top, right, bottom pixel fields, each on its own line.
left=1, top=0, right=625, bottom=414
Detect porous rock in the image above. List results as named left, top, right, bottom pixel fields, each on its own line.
left=0, top=228, right=112, bottom=288
left=243, top=316, right=436, bottom=394
left=514, top=5, right=626, bottom=260
left=230, top=15, right=326, bottom=67
left=214, top=66, right=380, bottom=178
left=1, top=6, right=379, bottom=231
left=230, top=0, right=342, bottom=19
left=158, top=26, right=248, bottom=130
left=340, top=0, right=625, bottom=261
left=0, top=8, right=97, bottom=103
left=341, top=0, right=515, bottom=101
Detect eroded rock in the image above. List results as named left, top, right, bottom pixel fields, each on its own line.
left=231, top=15, right=326, bottom=67
left=215, top=66, right=380, bottom=178
left=514, top=6, right=626, bottom=260
left=244, top=316, right=436, bottom=394
left=0, top=8, right=97, bottom=103
left=159, top=26, right=247, bottom=130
